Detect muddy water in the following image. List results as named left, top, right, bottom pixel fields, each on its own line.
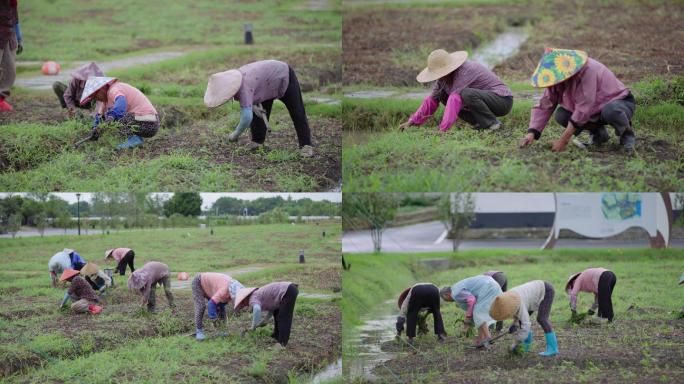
left=15, top=51, right=187, bottom=90
left=347, top=299, right=399, bottom=379
left=470, top=27, right=529, bottom=70
left=310, top=358, right=342, bottom=383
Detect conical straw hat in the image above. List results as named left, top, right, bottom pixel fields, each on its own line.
left=489, top=291, right=521, bottom=321
left=204, top=69, right=243, bottom=108
left=80, top=76, right=117, bottom=105
left=60, top=268, right=80, bottom=282
left=233, top=287, right=258, bottom=309
left=416, top=49, right=468, bottom=83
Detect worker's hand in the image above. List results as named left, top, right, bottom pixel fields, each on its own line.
left=16, top=43, right=23, bottom=55
left=551, top=138, right=568, bottom=152
left=509, top=343, right=524, bottom=355
left=398, top=120, right=412, bottom=132
left=508, top=324, right=518, bottom=334
left=519, top=132, right=535, bottom=148
left=228, top=131, right=240, bottom=142
left=90, top=127, right=102, bottom=141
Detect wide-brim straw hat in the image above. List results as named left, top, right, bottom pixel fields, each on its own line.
left=104, top=249, right=114, bottom=259
left=531, top=48, right=588, bottom=88
left=204, top=69, right=243, bottom=108
left=397, top=287, right=411, bottom=309
left=80, top=76, right=117, bottom=106
left=489, top=291, right=521, bottom=321
left=565, top=272, right=582, bottom=294
left=60, top=268, right=80, bottom=282
left=81, top=262, right=100, bottom=276
left=416, top=49, right=468, bottom=83
left=233, top=287, right=258, bottom=309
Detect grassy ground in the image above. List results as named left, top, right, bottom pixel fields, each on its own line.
left=1, top=1, right=341, bottom=191
left=0, top=222, right=341, bottom=383
left=342, top=249, right=684, bottom=383
left=341, top=0, right=683, bottom=192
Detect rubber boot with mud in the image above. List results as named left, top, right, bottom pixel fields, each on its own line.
left=539, top=331, right=559, bottom=357
left=300, top=145, right=314, bottom=158
left=117, top=135, right=144, bottom=150
left=486, top=120, right=503, bottom=131
left=195, top=329, right=206, bottom=340
left=620, top=131, right=636, bottom=155
left=0, top=97, right=13, bottom=112
left=522, top=330, right=533, bottom=352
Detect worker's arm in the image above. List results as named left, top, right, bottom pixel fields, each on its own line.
left=551, top=121, right=578, bottom=152
left=400, top=96, right=439, bottom=131
left=207, top=299, right=220, bottom=320
left=569, top=284, right=580, bottom=311
left=228, top=106, right=253, bottom=141
left=589, top=294, right=599, bottom=314
left=105, top=96, right=127, bottom=122
left=251, top=304, right=262, bottom=330
left=59, top=292, right=70, bottom=308
left=14, top=22, right=22, bottom=54
left=453, top=289, right=476, bottom=320
left=50, top=271, right=57, bottom=287
left=437, top=92, right=463, bottom=132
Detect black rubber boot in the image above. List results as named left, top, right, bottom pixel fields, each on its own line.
left=582, top=125, right=610, bottom=148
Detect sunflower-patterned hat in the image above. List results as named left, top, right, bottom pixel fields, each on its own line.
left=531, top=48, right=588, bottom=88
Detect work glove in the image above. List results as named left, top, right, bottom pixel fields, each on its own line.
left=508, top=324, right=518, bottom=334
left=395, top=316, right=405, bottom=336
left=59, top=292, right=70, bottom=308
left=16, top=43, right=22, bottom=55
left=570, top=309, right=586, bottom=324
left=90, top=127, right=102, bottom=141
left=509, top=343, right=524, bottom=355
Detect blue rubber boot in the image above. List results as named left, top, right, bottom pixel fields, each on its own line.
left=522, top=330, right=533, bottom=352
left=117, top=135, right=143, bottom=149
left=195, top=329, right=206, bottom=341
left=539, top=331, right=559, bottom=356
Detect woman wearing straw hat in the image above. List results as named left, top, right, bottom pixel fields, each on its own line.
left=80, top=76, right=159, bottom=149
left=399, top=49, right=513, bottom=133
left=235, top=281, right=299, bottom=348
left=52, top=62, right=104, bottom=118
left=80, top=262, right=112, bottom=293
left=395, top=283, right=447, bottom=343
left=128, top=261, right=176, bottom=313
left=104, top=247, right=136, bottom=276
left=204, top=59, right=314, bottom=157
left=58, top=269, right=103, bottom=314
left=566, top=267, right=617, bottom=323
left=191, top=272, right=244, bottom=340
left=520, top=48, right=636, bottom=153
left=489, top=280, right=559, bottom=357
left=440, top=274, right=502, bottom=348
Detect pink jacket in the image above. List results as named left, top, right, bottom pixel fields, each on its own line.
left=568, top=268, right=608, bottom=310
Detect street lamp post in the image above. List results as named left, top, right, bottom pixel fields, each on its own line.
left=76, top=193, right=81, bottom=236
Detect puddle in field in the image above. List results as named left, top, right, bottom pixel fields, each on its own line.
left=170, top=265, right=266, bottom=290
left=311, top=358, right=342, bottom=383
left=344, top=90, right=396, bottom=99
left=471, top=27, right=529, bottom=70
left=300, top=292, right=340, bottom=299
left=16, top=51, right=187, bottom=90
left=347, top=299, right=399, bottom=379
left=310, top=97, right=342, bottom=105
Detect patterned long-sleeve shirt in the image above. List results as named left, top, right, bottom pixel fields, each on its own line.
left=68, top=276, right=99, bottom=302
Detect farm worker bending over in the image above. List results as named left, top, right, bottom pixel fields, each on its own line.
left=566, top=267, right=617, bottom=323
left=127, top=261, right=176, bottom=313
left=48, top=248, right=86, bottom=286
left=104, top=247, right=136, bottom=276
left=59, top=269, right=102, bottom=314
left=0, top=0, right=22, bottom=112
left=53, top=62, right=104, bottom=118
left=440, top=275, right=502, bottom=348
left=489, top=280, right=559, bottom=357
left=192, top=272, right=244, bottom=340
left=235, top=282, right=299, bottom=348
left=80, top=262, right=112, bottom=293
left=399, top=49, right=513, bottom=132
left=483, top=270, right=508, bottom=333
left=203, top=60, right=315, bottom=157
left=395, top=283, right=447, bottom=343
left=79, top=76, right=159, bottom=149
left=520, top=48, right=636, bottom=153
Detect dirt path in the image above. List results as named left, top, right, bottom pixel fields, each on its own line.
left=15, top=51, right=188, bottom=90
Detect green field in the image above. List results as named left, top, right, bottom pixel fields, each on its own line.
left=1, top=1, right=341, bottom=191
left=0, top=222, right=342, bottom=383
left=341, top=0, right=683, bottom=192
left=342, top=249, right=684, bottom=383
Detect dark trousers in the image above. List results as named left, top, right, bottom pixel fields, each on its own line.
left=272, top=283, right=299, bottom=346
left=148, top=275, right=175, bottom=311
left=406, top=284, right=445, bottom=338
left=597, top=271, right=617, bottom=322
left=85, top=275, right=106, bottom=291
left=116, top=250, right=135, bottom=276
left=554, top=93, right=636, bottom=140
left=535, top=282, right=555, bottom=333
left=249, top=66, right=312, bottom=147
left=490, top=272, right=508, bottom=331
left=440, top=88, right=513, bottom=129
